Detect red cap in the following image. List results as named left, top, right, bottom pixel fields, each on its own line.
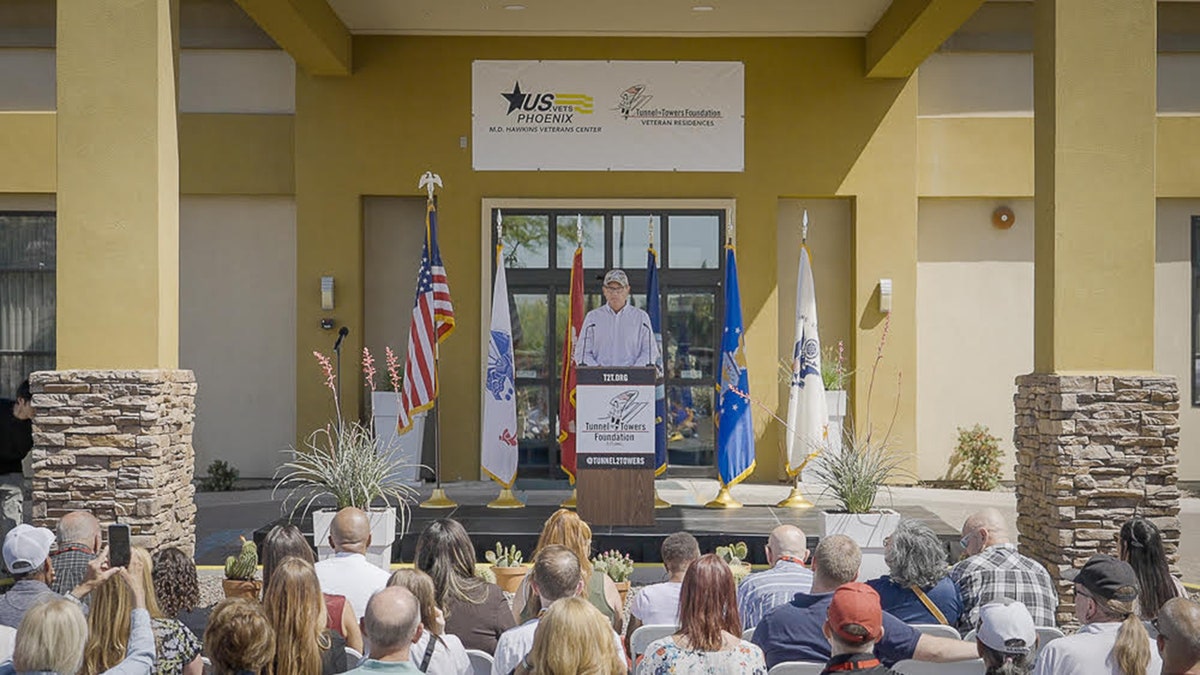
left=827, top=583, right=884, bottom=644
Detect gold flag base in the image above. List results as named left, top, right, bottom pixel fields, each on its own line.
left=487, top=488, right=525, bottom=509
left=705, top=486, right=743, bottom=509
left=560, top=488, right=577, bottom=509
left=775, top=485, right=814, bottom=509
left=654, top=490, right=671, bottom=509
left=420, top=488, right=457, bottom=509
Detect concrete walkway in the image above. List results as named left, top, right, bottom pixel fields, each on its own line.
left=196, top=479, right=1200, bottom=583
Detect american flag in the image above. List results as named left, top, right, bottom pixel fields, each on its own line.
left=398, top=199, right=455, bottom=433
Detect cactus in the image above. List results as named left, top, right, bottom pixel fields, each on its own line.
left=484, top=542, right=523, bottom=568
left=591, top=550, right=634, bottom=583
left=224, top=536, right=258, bottom=580
left=716, top=541, right=749, bottom=566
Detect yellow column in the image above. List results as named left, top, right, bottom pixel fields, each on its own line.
left=56, top=0, right=181, bottom=369
left=1033, top=0, right=1156, bottom=373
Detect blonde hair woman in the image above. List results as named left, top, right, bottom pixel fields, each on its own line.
left=262, top=557, right=348, bottom=674
left=516, top=596, right=626, bottom=675
left=388, top=569, right=471, bottom=674
left=84, top=548, right=192, bottom=675
left=1033, top=555, right=1160, bottom=675
left=513, top=509, right=621, bottom=629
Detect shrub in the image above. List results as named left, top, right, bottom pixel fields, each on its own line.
left=948, top=424, right=1003, bottom=491
left=201, top=460, right=239, bottom=492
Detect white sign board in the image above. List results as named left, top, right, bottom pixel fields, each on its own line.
left=472, top=60, right=744, bottom=172
left=575, top=367, right=656, bottom=469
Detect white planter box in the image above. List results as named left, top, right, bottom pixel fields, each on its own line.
left=820, top=509, right=901, bottom=582
left=312, top=507, right=397, bottom=572
left=371, top=391, right=424, bottom=486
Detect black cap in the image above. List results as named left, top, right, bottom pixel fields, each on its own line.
left=1064, top=554, right=1140, bottom=603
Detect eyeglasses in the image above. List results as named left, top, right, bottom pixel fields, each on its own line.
left=959, top=532, right=972, bottom=550
left=1152, top=617, right=1168, bottom=641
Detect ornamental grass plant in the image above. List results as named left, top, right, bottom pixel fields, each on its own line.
left=274, top=348, right=419, bottom=534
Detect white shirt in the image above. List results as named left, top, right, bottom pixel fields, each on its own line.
left=314, top=552, right=391, bottom=620
left=629, top=582, right=682, bottom=626
left=492, top=617, right=627, bottom=675
left=574, top=303, right=660, bottom=368
left=410, top=631, right=471, bottom=674
left=1032, top=621, right=1162, bottom=675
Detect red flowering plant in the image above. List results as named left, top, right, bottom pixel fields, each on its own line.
left=274, top=348, right=418, bottom=531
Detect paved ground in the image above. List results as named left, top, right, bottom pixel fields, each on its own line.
left=196, top=478, right=1200, bottom=584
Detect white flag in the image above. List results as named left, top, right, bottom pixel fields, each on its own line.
left=482, top=246, right=519, bottom=487
left=786, top=244, right=828, bottom=478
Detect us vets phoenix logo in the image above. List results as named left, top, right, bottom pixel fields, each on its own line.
left=489, top=82, right=602, bottom=135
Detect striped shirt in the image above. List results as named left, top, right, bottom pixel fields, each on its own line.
left=949, top=543, right=1059, bottom=632
left=737, top=559, right=814, bottom=630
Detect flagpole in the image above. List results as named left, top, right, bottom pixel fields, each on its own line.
left=488, top=210, right=524, bottom=509
left=777, top=208, right=815, bottom=509
left=418, top=180, right=455, bottom=510
left=648, top=216, right=671, bottom=510
left=561, top=213, right=584, bottom=509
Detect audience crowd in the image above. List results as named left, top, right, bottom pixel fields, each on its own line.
left=0, top=503, right=1191, bottom=675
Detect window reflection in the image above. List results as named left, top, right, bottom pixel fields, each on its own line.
left=667, top=385, right=714, bottom=465
left=502, top=214, right=550, bottom=269
left=668, top=214, right=721, bottom=268
left=666, top=293, right=715, bottom=380
left=556, top=214, right=603, bottom=269
left=512, top=294, right=548, bottom=378
left=613, top=215, right=662, bottom=270
left=517, top=386, right=551, bottom=441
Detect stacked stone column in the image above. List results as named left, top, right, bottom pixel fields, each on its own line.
left=28, top=370, right=197, bottom=555
left=1014, top=374, right=1180, bottom=626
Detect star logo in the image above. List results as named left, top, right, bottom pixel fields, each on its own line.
left=501, top=82, right=527, bottom=115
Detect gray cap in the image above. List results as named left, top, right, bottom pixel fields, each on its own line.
left=603, top=269, right=629, bottom=287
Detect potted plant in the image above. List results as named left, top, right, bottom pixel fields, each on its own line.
left=592, top=550, right=635, bottom=606
left=821, top=340, right=850, bottom=455
left=715, top=542, right=752, bottom=583
left=275, top=348, right=420, bottom=571
left=222, top=536, right=260, bottom=599
left=809, top=317, right=910, bottom=580
left=486, top=542, right=527, bottom=593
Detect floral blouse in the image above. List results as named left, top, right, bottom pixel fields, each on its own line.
left=636, top=636, right=767, bottom=675
left=151, top=618, right=201, bottom=675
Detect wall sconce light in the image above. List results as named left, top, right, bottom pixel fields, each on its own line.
left=321, top=276, right=335, bottom=310
left=992, top=206, right=1015, bottom=230
left=879, top=278, right=893, bottom=313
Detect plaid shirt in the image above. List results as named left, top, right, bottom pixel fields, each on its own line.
left=949, top=543, right=1058, bottom=632
left=48, top=545, right=95, bottom=596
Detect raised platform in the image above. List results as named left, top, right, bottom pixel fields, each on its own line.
left=254, top=502, right=961, bottom=566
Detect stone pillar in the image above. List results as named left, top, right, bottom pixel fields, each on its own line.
left=28, top=371, right=196, bottom=555
left=1014, top=375, right=1179, bottom=626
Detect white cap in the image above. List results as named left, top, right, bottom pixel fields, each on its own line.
left=977, top=600, right=1037, bottom=655
left=603, top=269, right=629, bottom=287
left=3, top=524, right=55, bottom=574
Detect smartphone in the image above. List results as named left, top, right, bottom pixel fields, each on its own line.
left=108, top=524, right=131, bottom=568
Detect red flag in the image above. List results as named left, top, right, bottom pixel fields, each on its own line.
left=399, top=200, right=455, bottom=433
left=557, top=246, right=584, bottom=483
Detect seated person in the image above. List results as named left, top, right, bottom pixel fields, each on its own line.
left=1156, top=597, right=1200, bottom=675
left=820, top=583, right=899, bottom=675
left=975, top=599, right=1038, bottom=675
left=866, top=519, right=962, bottom=626
left=738, top=525, right=813, bottom=630
left=626, top=532, right=700, bottom=642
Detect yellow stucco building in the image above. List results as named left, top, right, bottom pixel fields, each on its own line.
left=1, top=0, right=1195, bottom=487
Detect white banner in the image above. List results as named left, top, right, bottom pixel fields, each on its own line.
left=473, top=60, right=744, bottom=172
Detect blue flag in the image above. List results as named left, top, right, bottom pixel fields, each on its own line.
left=716, top=244, right=756, bottom=487
left=647, top=246, right=667, bottom=475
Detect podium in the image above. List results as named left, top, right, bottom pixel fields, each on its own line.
left=575, top=366, right=656, bottom=526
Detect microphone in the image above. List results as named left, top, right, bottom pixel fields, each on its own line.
left=334, top=326, right=349, bottom=352
left=583, top=325, right=595, bottom=366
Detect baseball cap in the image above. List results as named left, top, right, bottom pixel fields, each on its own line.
left=603, top=269, right=629, bottom=287
left=1064, top=554, right=1140, bottom=603
left=977, top=599, right=1037, bottom=655
left=826, top=582, right=883, bottom=644
left=3, top=524, right=55, bottom=574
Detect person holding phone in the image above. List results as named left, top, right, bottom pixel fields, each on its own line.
left=0, top=524, right=118, bottom=629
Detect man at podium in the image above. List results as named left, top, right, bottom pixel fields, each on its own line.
left=573, top=269, right=661, bottom=369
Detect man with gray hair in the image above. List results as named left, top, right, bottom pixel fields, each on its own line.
left=753, top=534, right=978, bottom=669
left=1157, top=597, right=1200, bottom=675
left=738, top=524, right=813, bottom=629
left=49, top=511, right=100, bottom=595
left=346, top=586, right=423, bottom=673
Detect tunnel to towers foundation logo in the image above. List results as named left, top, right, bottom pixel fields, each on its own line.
left=491, top=82, right=602, bottom=134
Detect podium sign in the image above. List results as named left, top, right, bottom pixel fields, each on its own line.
left=576, top=367, right=656, bottom=470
